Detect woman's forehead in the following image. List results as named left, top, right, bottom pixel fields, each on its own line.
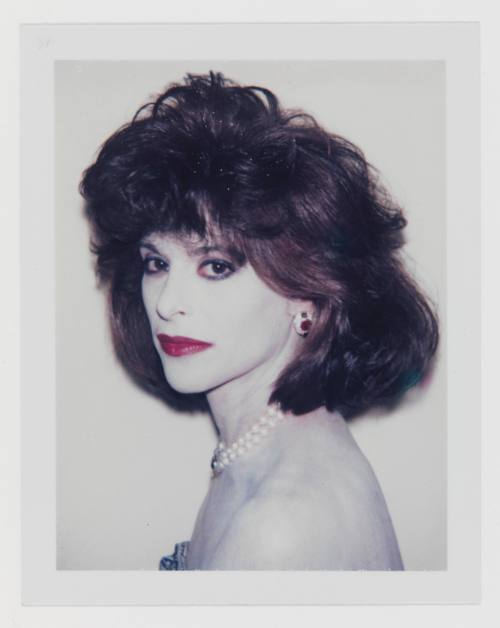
left=145, top=230, right=223, bottom=249
left=146, top=230, right=203, bottom=245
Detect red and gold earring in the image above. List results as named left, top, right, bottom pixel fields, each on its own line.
left=293, top=311, right=313, bottom=337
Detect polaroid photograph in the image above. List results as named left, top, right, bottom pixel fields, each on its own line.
left=20, top=22, right=480, bottom=605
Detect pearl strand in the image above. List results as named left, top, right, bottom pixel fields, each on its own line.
left=210, top=403, right=286, bottom=476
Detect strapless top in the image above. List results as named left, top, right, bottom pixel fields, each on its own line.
left=159, top=541, right=190, bottom=571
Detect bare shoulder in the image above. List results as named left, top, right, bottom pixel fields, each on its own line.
left=202, top=490, right=328, bottom=570
left=203, top=415, right=404, bottom=570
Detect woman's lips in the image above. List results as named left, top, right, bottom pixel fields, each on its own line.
left=157, top=334, right=214, bottom=357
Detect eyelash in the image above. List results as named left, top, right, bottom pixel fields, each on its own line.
left=203, top=260, right=236, bottom=280
left=141, top=256, right=235, bottom=281
left=142, top=257, right=167, bottom=275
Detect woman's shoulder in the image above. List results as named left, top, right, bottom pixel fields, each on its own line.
left=267, top=406, right=384, bottom=504
left=205, top=475, right=402, bottom=570
left=204, top=409, right=404, bottom=570
left=261, top=463, right=402, bottom=569
left=293, top=410, right=402, bottom=567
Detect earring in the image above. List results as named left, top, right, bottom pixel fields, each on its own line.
left=293, top=311, right=313, bottom=337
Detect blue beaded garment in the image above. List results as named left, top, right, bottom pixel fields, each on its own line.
left=159, top=541, right=190, bottom=571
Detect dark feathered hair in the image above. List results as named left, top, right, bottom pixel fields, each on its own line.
left=80, top=71, right=439, bottom=418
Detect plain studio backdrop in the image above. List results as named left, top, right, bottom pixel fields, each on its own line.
left=55, top=60, right=446, bottom=571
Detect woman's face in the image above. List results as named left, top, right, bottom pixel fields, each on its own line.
left=139, top=232, right=304, bottom=396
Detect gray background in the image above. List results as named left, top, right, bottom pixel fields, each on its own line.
left=55, top=60, right=446, bottom=570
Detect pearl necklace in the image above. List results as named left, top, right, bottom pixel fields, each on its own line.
left=210, top=403, right=286, bottom=476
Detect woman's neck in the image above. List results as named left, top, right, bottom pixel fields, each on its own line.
left=205, top=342, right=296, bottom=446
left=206, top=377, right=279, bottom=446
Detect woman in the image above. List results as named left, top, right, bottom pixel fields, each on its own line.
left=80, top=71, right=438, bottom=570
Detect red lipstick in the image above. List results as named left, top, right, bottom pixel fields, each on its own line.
left=157, top=334, right=214, bottom=357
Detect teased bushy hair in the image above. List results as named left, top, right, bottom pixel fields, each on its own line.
left=80, top=71, right=439, bottom=418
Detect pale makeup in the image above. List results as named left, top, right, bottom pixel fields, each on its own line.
left=139, top=232, right=304, bottom=401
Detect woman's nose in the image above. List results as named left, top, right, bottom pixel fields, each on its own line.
left=155, top=272, right=189, bottom=321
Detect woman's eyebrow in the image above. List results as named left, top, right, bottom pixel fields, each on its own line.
left=139, top=241, right=226, bottom=256
left=189, top=244, right=247, bottom=265
left=188, top=244, right=228, bottom=256
left=138, top=241, right=161, bottom=254
left=140, top=239, right=245, bottom=262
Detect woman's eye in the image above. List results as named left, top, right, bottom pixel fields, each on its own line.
left=200, top=260, right=235, bottom=280
left=143, top=256, right=168, bottom=275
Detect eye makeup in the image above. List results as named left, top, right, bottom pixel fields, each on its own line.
left=139, top=245, right=239, bottom=281
left=198, top=259, right=236, bottom=280
left=138, top=236, right=247, bottom=267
